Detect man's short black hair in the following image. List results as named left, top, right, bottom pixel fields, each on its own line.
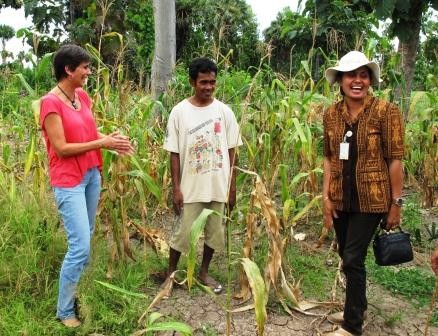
left=188, top=57, right=217, bottom=81
left=53, top=44, right=91, bottom=81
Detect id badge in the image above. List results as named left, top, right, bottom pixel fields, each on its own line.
left=339, top=142, right=349, bottom=160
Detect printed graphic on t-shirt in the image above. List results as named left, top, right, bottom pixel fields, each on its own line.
left=188, top=118, right=224, bottom=174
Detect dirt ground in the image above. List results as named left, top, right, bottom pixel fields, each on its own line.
left=147, top=211, right=438, bottom=336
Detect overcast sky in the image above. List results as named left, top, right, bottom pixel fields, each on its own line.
left=247, top=0, right=299, bottom=33
left=0, top=7, right=32, bottom=56
left=0, top=1, right=299, bottom=57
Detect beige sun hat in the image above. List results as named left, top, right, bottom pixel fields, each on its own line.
left=325, top=51, right=381, bottom=86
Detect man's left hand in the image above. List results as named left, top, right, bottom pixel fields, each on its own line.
left=431, top=247, right=438, bottom=276
left=228, top=189, right=236, bottom=212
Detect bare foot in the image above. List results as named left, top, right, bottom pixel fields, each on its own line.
left=60, top=317, right=81, bottom=328
left=198, top=274, right=223, bottom=294
left=159, top=276, right=174, bottom=299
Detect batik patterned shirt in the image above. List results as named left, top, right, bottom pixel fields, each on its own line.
left=323, top=95, right=405, bottom=213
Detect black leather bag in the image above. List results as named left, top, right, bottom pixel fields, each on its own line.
left=373, top=226, right=414, bottom=266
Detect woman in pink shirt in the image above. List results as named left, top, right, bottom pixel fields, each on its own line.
left=40, top=44, right=133, bottom=328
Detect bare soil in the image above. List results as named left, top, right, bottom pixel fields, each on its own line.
left=147, top=210, right=437, bottom=336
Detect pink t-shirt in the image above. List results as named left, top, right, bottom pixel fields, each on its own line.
left=40, top=88, right=102, bottom=187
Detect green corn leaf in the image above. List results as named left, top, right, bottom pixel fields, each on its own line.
left=133, top=179, right=147, bottom=205
left=300, top=60, right=311, bottom=78
left=290, top=195, right=322, bottom=226
left=147, top=312, right=163, bottom=325
left=24, top=134, right=35, bottom=178
left=283, top=199, right=296, bottom=223
left=289, top=172, right=309, bottom=189
left=313, top=167, right=323, bottom=174
left=15, top=74, right=36, bottom=97
left=9, top=174, right=16, bottom=203
left=85, top=43, right=105, bottom=66
left=242, top=135, right=255, bottom=160
left=187, top=209, right=216, bottom=290
left=129, top=157, right=161, bottom=201
left=117, top=63, right=124, bottom=82
left=143, top=321, right=192, bottom=335
left=279, top=164, right=289, bottom=202
left=271, top=78, right=286, bottom=92
left=141, top=171, right=161, bottom=201
left=2, top=143, right=11, bottom=167
left=100, top=67, right=111, bottom=101
left=292, top=117, right=307, bottom=143
left=94, top=280, right=147, bottom=299
left=239, top=258, right=267, bottom=335
left=35, top=53, right=53, bottom=83
left=102, top=31, right=124, bottom=45
left=31, top=99, right=41, bottom=126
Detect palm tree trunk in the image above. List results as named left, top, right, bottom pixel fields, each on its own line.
left=151, top=0, right=176, bottom=105
left=393, top=0, right=422, bottom=118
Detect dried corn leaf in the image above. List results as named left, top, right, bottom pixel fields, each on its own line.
left=131, top=222, right=169, bottom=257
left=228, top=303, right=255, bottom=313
left=139, top=270, right=181, bottom=323
left=237, top=168, right=327, bottom=317
left=245, top=169, right=283, bottom=286
left=278, top=268, right=299, bottom=308
left=121, top=197, right=136, bottom=261
left=243, top=213, right=257, bottom=258
left=106, top=243, right=117, bottom=279
left=297, top=300, right=322, bottom=311
left=235, top=213, right=257, bottom=301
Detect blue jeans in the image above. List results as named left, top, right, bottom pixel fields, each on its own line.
left=53, top=168, right=101, bottom=320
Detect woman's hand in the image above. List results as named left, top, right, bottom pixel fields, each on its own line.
left=101, top=131, right=135, bottom=156
left=323, top=198, right=338, bottom=230
left=386, top=204, right=401, bottom=230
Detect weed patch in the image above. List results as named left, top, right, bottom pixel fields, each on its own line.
left=284, top=243, right=337, bottom=301
left=367, top=262, right=438, bottom=325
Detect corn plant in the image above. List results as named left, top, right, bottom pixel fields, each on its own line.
left=404, top=90, right=438, bottom=207
left=95, top=280, right=193, bottom=335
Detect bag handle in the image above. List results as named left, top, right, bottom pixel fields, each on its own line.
left=376, top=219, right=405, bottom=236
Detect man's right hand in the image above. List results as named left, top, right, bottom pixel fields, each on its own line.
left=173, top=189, right=184, bottom=216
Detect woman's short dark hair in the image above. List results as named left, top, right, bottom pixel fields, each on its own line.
left=188, top=57, right=217, bottom=81
left=53, top=44, right=91, bottom=81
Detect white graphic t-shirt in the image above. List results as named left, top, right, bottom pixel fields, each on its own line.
left=164, top=98, right=242, bottom=203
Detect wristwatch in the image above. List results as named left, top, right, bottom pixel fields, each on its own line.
left=392, top=197, right=404, bottom=207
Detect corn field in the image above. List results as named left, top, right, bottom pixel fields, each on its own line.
left=0, top=40, right=437, bottom=335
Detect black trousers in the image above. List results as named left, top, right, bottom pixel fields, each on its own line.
left=333, top=211, right=384, bottom=335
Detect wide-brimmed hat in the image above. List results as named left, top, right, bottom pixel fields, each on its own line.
left=325, top=51, right=381, bottom=85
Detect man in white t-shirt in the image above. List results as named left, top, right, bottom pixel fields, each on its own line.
left=162, top=58, right=242, bottom=296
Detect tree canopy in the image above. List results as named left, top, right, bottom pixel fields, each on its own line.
left=0, top=0, right=22, bottom=9
left=264, top=1, right=377, bottom=77
left=0, top=0, right=436, bottom=96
